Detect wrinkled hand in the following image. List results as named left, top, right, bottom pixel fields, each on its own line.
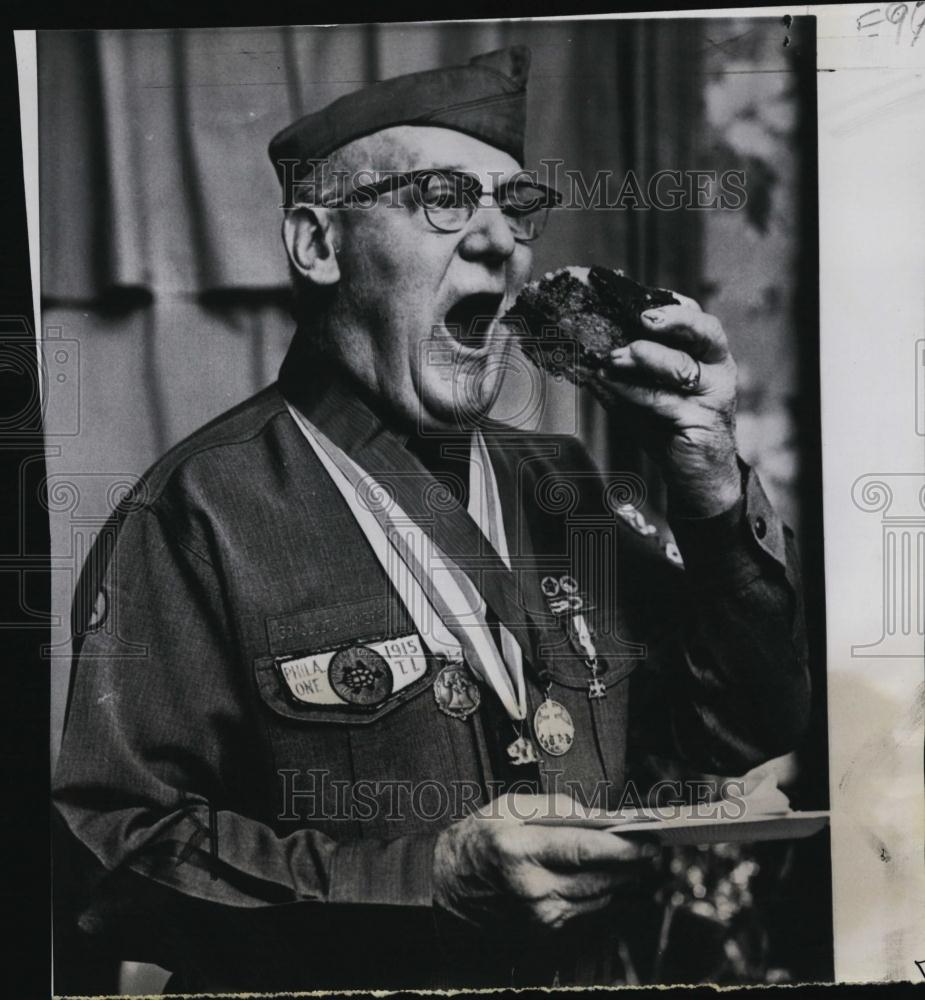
left=590, top=293, right=741, bottom=517
left=432, top=793, right=657, bottom=933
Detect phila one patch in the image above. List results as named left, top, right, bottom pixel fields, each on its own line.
left=276, top=633, right=428, bottom=709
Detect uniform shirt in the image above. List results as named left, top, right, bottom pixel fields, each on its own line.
left=53, top=336, right=811, bottom=990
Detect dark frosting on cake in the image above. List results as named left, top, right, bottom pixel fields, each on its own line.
left=504, top=265, right=679, bottom=384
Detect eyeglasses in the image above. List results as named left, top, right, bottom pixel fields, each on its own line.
left=325, top=169, right=561, bottom=242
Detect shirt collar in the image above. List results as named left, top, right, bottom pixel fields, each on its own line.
left=277, top=327, right=409, bottom=461
left=278, top=325, right=503, bottom=464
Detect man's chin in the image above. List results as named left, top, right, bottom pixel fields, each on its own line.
left=415, top=399, right=493, bottom=435
left=418, top=358, right=507, bottom=433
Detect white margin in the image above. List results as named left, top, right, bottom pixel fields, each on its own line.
left=14, top=30, right=40, bottom=382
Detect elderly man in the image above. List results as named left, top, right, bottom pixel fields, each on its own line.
left=53, top=47, right=810, bottom=991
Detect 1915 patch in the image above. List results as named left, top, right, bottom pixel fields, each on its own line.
left=276, top=633, right=428, bottom=709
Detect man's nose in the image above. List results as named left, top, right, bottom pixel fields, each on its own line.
left=457, top=201, right=517, bottom=262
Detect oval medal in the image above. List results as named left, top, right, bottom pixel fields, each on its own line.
left=533, top=699, right=575, bottom=756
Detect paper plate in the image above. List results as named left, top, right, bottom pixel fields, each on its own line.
left=526, top=810, right=830, bottom=846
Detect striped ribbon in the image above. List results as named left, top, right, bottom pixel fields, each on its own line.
left=286, top=402, right=527, bottom=723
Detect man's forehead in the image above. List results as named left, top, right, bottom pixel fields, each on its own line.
left=344, top=125, right=523, bottom=181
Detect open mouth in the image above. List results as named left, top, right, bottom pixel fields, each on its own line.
left=443, top=292, right=505, bottom=351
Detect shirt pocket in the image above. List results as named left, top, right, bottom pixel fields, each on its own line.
left=255, top=595, right=435, bottom=726
left=537, top=626, right=640, bottom=802
left=252, top=598, right=476, bottom=839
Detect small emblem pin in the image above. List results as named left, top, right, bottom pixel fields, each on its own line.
left=433, top=659, right=481, bottom=720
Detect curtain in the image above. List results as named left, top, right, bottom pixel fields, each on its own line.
left=40, top=22, right=702, bottom=300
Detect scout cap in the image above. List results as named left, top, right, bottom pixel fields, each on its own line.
left=268, top=44, right=531, bottom=184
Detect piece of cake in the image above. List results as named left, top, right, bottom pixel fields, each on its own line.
left=503, top=265, right=679, bottom=385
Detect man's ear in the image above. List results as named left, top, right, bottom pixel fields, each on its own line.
left=282, top=207, right=341, bottom=287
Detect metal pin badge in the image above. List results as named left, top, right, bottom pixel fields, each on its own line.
left=433, top=658, right=481, bottom=719
left=533, top=698, right=575, bottom=756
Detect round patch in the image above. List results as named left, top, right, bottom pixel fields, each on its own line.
left=533, top=699, right=575, bottom=756
left=329, top=646, right=393, bottom=706
left=540, top=575, right=560, bottom=597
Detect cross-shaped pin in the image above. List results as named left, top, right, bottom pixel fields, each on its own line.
left=588, top=677, right=607, bottom=699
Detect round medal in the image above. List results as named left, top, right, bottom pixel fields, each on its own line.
left=433, top=660, right=481, bottom=719
left=533, top=699, right=575, bottom=756
left=329, top=646, right=393, bottom=706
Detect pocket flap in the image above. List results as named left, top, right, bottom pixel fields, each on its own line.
left=537, top=627, right=640, bottom=690
left=254, top=631, right=434, bottom=725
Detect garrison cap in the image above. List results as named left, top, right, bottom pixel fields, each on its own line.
left=268, top=45, right=530, bottom=183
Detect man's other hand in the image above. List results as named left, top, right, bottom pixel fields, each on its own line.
left=432, top=793, right=657, bottom=932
